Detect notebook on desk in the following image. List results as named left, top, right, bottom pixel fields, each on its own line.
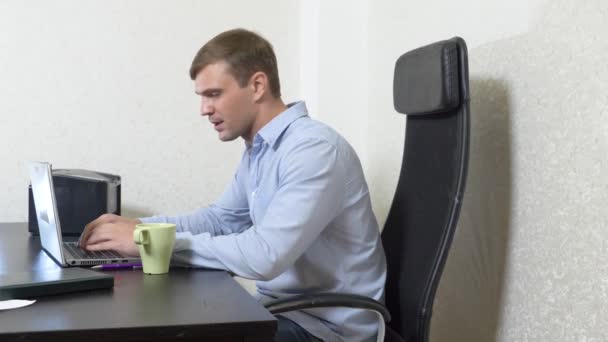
left=28, top=161, right=141, bottom=267
left=0, top=267, right=114, bottom=300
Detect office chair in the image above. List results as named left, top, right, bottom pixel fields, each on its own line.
left=265, top=37, right=470, bottom=342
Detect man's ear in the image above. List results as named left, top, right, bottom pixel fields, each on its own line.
left=250, top=71, right=268, bottom=102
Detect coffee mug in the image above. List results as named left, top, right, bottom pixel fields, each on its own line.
left=133, top=223, right=176, bottom=274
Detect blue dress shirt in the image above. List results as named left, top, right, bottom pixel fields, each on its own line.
left=141, top=101, right=387, bottom=341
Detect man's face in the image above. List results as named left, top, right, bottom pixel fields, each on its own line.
left=194, top=61, right=257, bottom=143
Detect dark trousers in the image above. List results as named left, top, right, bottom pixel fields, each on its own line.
left=274, top=315, right=324, bottom=342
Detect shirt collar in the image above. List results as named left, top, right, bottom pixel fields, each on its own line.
left=253, top=101, right=308, bottom=148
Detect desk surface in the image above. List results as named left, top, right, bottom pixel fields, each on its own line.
left=0, top=222, right=276, bottom=341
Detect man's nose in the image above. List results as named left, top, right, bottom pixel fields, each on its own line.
left=201, top=100, right=213, bottom=116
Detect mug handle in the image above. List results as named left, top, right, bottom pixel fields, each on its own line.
left=133, top=228, right=150, bottom=245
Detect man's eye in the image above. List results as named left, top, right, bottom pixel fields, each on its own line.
left=202, top=91, right=221, bottom=99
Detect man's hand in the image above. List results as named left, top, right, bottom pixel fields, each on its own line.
left=78, top=214, right=142, bottom=256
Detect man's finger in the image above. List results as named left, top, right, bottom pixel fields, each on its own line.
left=79, top=224, right=98, bottom=248
left=79, top=214, right=117, bottom=247
left=85, top=228, right=115, bottom=246
left=85, top=240, right=117, bottom=252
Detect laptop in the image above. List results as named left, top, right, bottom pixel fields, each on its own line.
left=28, top=161, right=140, bottom=267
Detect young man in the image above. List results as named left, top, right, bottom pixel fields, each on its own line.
left=79, top=28, right=386, bottom=342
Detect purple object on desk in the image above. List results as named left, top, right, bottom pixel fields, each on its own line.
left=93, top=263, right=142, bottom=270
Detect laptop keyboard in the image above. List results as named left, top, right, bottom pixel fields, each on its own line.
left=63, top=242, right=123, bottom=260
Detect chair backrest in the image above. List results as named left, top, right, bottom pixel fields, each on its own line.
left=381, top=37, right=470, bottom=342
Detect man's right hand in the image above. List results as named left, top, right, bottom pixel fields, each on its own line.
left=78, top=214, right=142, bottom=256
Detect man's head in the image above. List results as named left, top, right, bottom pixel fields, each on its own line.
left=191, top=28, right=284, bottom=144
left=190, top=28, right=281, bottom=98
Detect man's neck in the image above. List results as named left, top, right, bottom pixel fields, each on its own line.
left=260, top=97, right=287, bottom=123
left=242, top=98, right=287, bottom=146
left=246, top=98, right=287, bottom=144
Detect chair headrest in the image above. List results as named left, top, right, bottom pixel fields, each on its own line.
left=393, top=39, right=461, bottom=115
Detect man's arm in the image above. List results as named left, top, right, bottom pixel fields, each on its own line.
left=139, top=165, right=252, bottom=236
left=170, top=138, right=346, bottom=279
left=80, top=156, right=252, bottom=255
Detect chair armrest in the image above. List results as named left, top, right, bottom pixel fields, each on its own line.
left=263, top=293, right=391, bottom=323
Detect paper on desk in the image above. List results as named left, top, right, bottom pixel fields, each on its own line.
left=0, top=299, right=36, bottom=310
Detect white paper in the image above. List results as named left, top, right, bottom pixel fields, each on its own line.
left=0, top=299, right=36, bottom=310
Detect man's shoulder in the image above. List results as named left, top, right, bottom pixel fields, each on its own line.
left=281, top=116, right=345, bottom=148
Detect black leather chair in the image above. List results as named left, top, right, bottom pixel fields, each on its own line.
left=265, top=37, right=470, bottom=342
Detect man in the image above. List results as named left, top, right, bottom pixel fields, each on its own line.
left=79, top=28, right=386, bottom=342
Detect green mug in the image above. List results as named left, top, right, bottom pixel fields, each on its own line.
left=133, top=223, right=176, bottom=275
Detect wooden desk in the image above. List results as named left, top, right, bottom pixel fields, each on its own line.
left=0, top=223, right=276, bottom=341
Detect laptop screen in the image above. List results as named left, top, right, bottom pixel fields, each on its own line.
left=28, top=161, right=65, bottom=265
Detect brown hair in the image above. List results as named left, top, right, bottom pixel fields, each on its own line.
left=189, top=28, right=281, bottom=98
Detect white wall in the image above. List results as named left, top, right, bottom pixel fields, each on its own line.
left=315, top=0, right=370, bottom=166
left=0, top=0, right=300, bottom=221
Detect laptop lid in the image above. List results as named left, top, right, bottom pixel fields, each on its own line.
left=28, top=161, right=68, bottom=266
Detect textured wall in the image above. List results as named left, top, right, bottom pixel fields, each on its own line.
left=431, top=1, right=608, bottom=341
left=365, top=0, right=606, bottom=341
